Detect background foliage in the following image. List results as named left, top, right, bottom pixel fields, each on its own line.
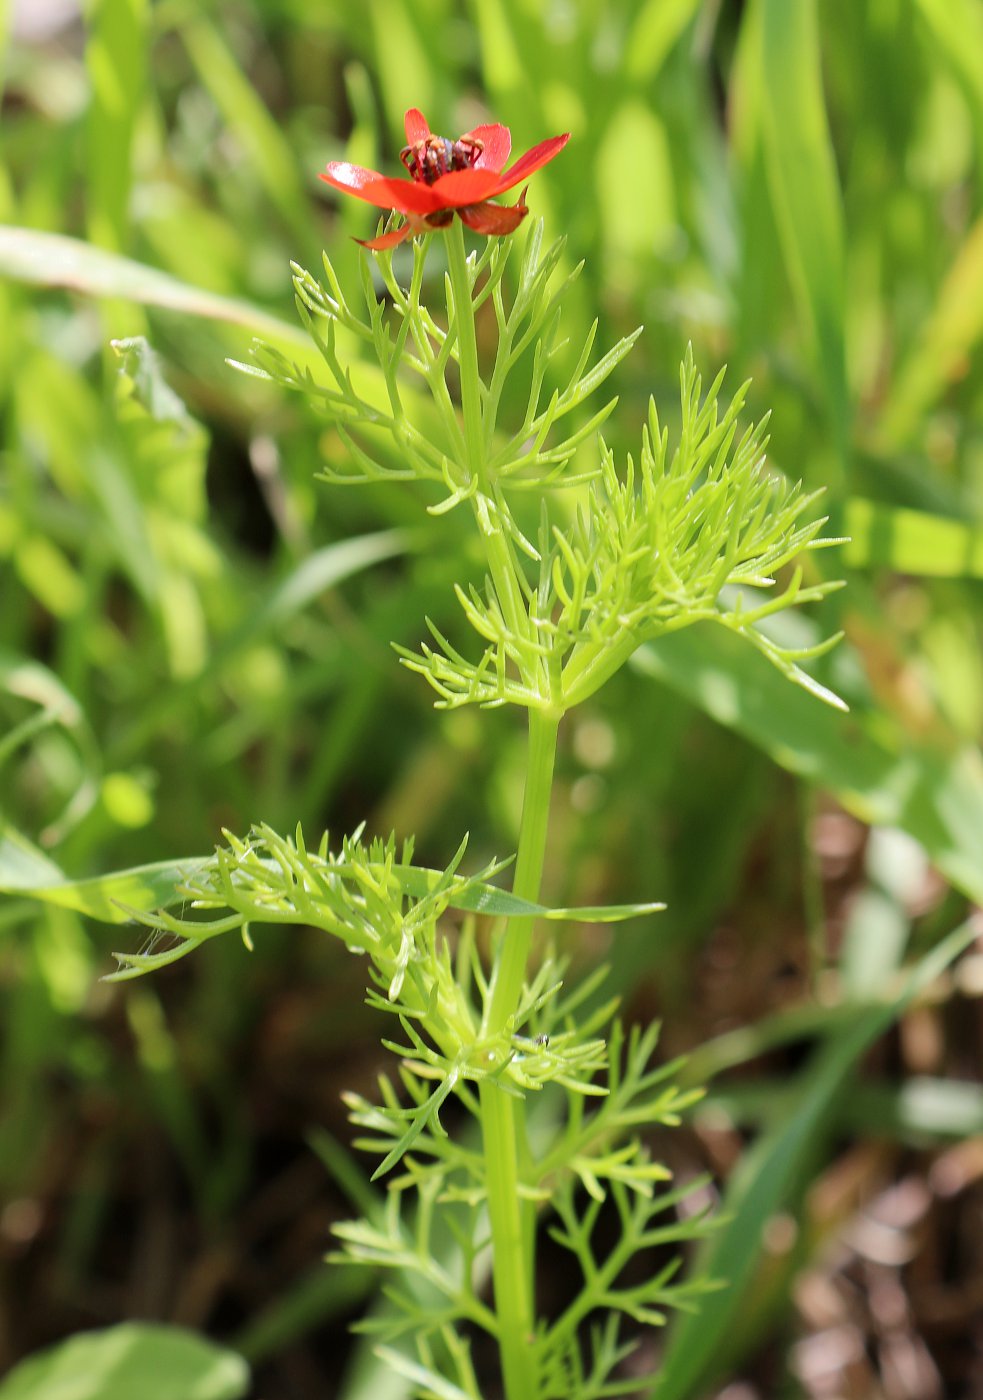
left=1, top=0, right=982, bottom=1396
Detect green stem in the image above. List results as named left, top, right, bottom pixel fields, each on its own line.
left=445, top=219, right=528, bottom=642
left=445, top=218, right=485, bottom=483
left=478, top=707, right=558, bottom=1400
left=487, top=708, right=559, bottom=1032
left=445, top=217, right=559, bottom=1400
left=478, top=1081, right=535, bottom=1400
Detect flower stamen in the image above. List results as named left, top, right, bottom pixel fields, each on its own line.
left=400, top=134, right=485, bottom=185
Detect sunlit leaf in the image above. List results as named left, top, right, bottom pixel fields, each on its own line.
left=0, top=1323, right=249, bottom=1400
left=0, top=832, right=208, bottom=924
left=0, top=226, right=307, bottom=345
left=634, top=627, right=983, bottom=905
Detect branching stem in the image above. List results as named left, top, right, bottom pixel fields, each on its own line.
left=446, top=220, right=529, bottom=646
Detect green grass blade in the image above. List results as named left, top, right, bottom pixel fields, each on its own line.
left=653, top=916, right=979, bottom=1400
left=844, top=497, right=983, bottom=576
left=0, top=0, right=9, bottom=109
left=85, top=0, right=147, bottom=252
left=0, top=652, right=102, bottom=842
left=0, top=833, right=209, bottom=923
left=369, top=0, right=437, bottom=139
left=233, top=1261, right=375, bottom=1366
left=625, top=0, right=703, bottom=81
left=111, top=531, right=411, bottom=759
left=468, top=0, right=526, bottom=104
left=914, top=0, right=983, bottom=157
left=731, top=0, right=781, bottom=356
left=759, top=0, right=850, bottom=472
left=181, top=16, right=314, bottom=254
left=212, top=533, right=408, bottom=664
left=876, top=214, right=983, bottom=448
left=0, top=225, right=308, bottom=344
left=0, top=833, right=663, bottom=932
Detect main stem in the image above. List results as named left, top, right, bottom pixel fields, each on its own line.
left=486, top=709, right=559, bottom=1032
left=446, top=219, right=559, bottom=1400
left=478, top=708, right=558, bottom=1400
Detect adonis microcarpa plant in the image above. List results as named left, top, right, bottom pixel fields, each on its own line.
left=114, top=107, right=845, bottom=1400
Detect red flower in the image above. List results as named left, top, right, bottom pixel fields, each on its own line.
left=319, top=108, right=569, bottom=250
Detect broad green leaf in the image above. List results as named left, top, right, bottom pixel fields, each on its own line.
left=0, top=1323, right=249, bottom=1400
left=759, top=0, right=850, bottom=469
left=633, top=628, right=983, bottom=906
left=844, top=497, right=983, bottom=576
left=654, top=917, right=979, bottom=1400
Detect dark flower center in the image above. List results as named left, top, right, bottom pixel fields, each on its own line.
left=400, top=135, right=484, bottom=186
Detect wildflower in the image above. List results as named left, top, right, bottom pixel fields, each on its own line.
left=320, top=107, right=569, bottom=250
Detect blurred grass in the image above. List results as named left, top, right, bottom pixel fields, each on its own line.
left=2, top=1, right=983, bottom=1396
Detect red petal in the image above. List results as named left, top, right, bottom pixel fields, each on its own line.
left=404, top=108, right=430, bottom=145
left=429, top=166, right=504, bottom=207
left=320, top=165, right=444, bottom=215
left=493, top=133, right=570, bottom=195
left=462, top=122, right=511, bottom=172
left=320, top=160, right=387, bottom=196
left=457, top=192, right=529, bottom=237
left=357, top=221, right=416, bottom=251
